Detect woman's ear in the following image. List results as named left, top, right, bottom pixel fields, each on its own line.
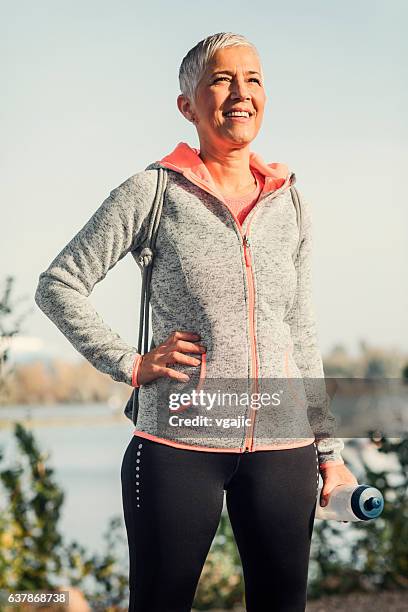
left=177, top=94, right=196, bottom=124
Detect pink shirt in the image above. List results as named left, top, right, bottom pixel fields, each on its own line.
left=223, top=170, right=265, bottom=226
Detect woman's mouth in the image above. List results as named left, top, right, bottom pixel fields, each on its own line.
left=223, top=111, right=254, bottom=123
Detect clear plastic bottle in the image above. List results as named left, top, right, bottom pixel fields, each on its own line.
left=315, top=483, right=384, bottom=522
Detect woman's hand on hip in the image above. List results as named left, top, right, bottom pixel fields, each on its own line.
left=137, top=330, right=206, bottom=386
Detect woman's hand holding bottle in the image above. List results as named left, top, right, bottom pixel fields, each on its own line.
left=319, top=463, right=359, bottom=523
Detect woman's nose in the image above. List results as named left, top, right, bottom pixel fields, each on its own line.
left=230, top=78, right=251, bottom=100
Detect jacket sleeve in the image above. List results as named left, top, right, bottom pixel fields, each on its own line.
left=284, top=188, right=345, bottom=468
left=34, top=170, right=157, bottom=386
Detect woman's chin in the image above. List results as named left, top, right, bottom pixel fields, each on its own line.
left=222, top=128, right=256, bottom=146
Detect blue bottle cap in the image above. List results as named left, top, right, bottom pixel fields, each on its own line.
left=351, top=485, right=384, bottom=520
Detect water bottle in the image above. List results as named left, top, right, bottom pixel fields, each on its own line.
left=315, top=483, right=384, bottom=522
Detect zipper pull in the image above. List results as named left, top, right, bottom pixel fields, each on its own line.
left=243, top=235, right=251, bottom=267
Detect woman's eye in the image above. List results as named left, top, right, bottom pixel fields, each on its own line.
left=213, top=76, right=261, bottom=85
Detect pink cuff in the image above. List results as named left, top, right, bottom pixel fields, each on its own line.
left=131, top=354, right=143, bottom=388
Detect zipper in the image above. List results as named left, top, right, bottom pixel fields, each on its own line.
left=206, top=208, right=260, bottom=453
left=163, top=164, right=294, bottom=453
left=239, top=178, right=293, bottom=452
left=242, top=234, right=258, bottom=452
left=208, top=181, right=293, bottom=453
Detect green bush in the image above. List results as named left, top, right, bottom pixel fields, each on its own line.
left=0, top=422, right=129, bottom=611
left=308, top=435, right=408, bottom=598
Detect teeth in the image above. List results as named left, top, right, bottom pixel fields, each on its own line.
left=225, top=111, right=250, bottom=117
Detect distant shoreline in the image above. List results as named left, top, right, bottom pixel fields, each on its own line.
left=0, top=414, right=128, bottom=430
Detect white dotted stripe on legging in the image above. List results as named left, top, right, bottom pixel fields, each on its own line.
left=313, top=441, right=320, bottom=499
left=136, top=443, right=143, bottom=508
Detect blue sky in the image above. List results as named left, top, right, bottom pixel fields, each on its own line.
left=2, top=0, right=407, bottom=362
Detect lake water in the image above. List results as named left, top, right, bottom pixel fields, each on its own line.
left=0, top=403, right=134, bottom=556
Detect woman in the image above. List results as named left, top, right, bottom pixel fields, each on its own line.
left=35, top=32, right=358, bottom=612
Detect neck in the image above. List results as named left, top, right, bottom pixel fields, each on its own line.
left=198, top=139, right=255, bottom=195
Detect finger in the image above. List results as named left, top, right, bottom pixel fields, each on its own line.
left=320, top=487, right=333, bottom=507
left=320, top=493, right=328, bottom=507
left=162, top=367, right=190, bottom=382
left=172, top=339, right=207, bottom=354
left=169, top=330, right=201, bottom=343
left=162, top=351, right=202, bottom=368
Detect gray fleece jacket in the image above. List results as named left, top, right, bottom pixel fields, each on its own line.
left=35, top=142, right=344, bottom=467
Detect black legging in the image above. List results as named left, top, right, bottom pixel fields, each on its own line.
left=120, top=435, right=319, bottom=612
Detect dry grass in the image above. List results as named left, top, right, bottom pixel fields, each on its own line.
left=306, top=590, right=408, bottom=611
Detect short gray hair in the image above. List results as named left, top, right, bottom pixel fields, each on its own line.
left=179, top=32, right=263, bottom=103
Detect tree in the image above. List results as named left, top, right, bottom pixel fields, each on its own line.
left=0, top=276, right=32, bottom=404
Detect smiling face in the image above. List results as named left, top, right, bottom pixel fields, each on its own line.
left=177, top=45, right=266, bottom=151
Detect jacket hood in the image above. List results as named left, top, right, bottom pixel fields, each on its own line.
left=153, top=141, right=295, bottom=203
